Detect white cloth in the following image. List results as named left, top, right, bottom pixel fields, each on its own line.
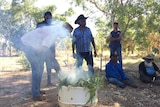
left=21, top=24, right=70, bottom=50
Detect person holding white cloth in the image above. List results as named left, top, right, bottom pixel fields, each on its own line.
left=21, top=22, right=73, bottom=101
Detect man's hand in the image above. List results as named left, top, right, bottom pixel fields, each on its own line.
left=73, top=53, right=77, bottom=59
left=94, top=50, right=97, bottom=57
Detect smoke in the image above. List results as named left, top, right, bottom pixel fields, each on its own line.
left=21, top=19, right=71, bottom=50
left=58, top=67, right=91, bottom=85
left=19, top=19, right=91, bottom=85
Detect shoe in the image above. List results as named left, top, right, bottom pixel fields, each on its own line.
left=40, top=91, right=46, bottom=94
left=122, top=80, right=137, bottom=88
left=129, top=83, right=138, bottom=88
left=32, top=95, right=44, bottom=101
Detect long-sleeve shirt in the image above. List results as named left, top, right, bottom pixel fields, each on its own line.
left=139, top=62, right=159, bottom=78
left=105, top=60, right=128, bottom=80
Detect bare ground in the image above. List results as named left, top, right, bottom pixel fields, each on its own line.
left=0, top=55, right=160, bottom=107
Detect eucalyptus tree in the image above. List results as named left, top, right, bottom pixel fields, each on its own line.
left=0, top=0, right=75, bottom=56
left=70, top=0, right=160, bottom=54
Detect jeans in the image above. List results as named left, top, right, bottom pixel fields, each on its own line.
left=108, top=78, right=134, bottom=88
left=47, top=58, right=60, bottom=84
left=43, top=44, right=60, bottom=84
left=108, top=78, right=125, bottom=88
left=76, top=52, right=94, bottom=75
left=110, top=45, right=122, bottom=68
left=23, top=46, right=52, bottom=97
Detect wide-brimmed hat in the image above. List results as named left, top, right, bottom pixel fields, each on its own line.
left=75, top=14, right=88, bottom=24
left=143, top=54, right=154, bottom=60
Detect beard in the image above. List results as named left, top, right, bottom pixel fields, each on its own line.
left=144, top=61, right=153, bottom=68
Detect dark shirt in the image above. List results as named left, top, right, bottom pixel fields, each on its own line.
left=36, top=20, right=55, bottom=55
left=105, top=60, right=128, bottom=80
left=139, top=62, right=159, bottom=78
left=109, top=30, right=121, bottom=47
left=36, top=21, right=50, bottom=28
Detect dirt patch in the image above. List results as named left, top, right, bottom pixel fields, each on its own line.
left=1, top=70, right=160, bottom=107
left=0, top=71, right=59, bottom=107
left=0, top=56, right=160, bottom=107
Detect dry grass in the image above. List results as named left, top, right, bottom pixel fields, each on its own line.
left=0, top=52, right=160, bottom=107
left=0, top=57, right=23, bottom=71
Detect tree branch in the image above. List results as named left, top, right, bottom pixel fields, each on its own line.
left=86, top=0, right=108, bottom=15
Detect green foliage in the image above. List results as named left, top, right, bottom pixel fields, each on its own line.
left=94, top=17, right=109, bottom=52
left=70, top=0, right=160, bottom=54
left=64, top=7, right=75, bottom=17
left=76, top=74, right=105, bottom=104
left=58, top=73, right=105, bottom=104
left=17, top=53, right=30, bottom=69
left=154, top=56, right=160, bottom=63
left=0, top=0, right=75, bottom=57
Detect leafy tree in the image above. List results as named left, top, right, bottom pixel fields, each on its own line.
left=70, top=0, right=160, bottom=54
left=0, top=0, right=75, bottom=56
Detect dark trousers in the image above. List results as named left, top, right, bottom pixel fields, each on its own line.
left=76, top=52, right=94, bottom=75
left=110, top=45, right=122, bottom=68
left=140, top=75, right=160, bottom=83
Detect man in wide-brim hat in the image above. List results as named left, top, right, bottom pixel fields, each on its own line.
left=142, top=54, right=154, bottom=60
left=74, top=14, right=88, bottom=24
left=72, top=14, right=97, bottom=75
left=139, top=54, right=160, bottom=85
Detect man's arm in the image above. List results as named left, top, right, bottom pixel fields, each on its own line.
left=72, top=35, right=76, bottom=58
left=36, top=24, right=39, bottom=28
left=105, top=64, right=109, bottom=79
left=72, top=42, right=75, bottom=54
left=153, top=62, right=160, bottom=74
left=36, top=22, right=42, bottom=28
left=139, top=62, right=146, bottom=77
left=109, top=32, right=122, bottom=42
left=118, top=65, right=128, bottom=80
left=92, top=39, right=97, bottom=57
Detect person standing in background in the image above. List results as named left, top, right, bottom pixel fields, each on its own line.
left=37, top=11, right=60, bottom=86
left=72, top=14, right=97, bottom=75
left=109, top=22, right=123, bottom=68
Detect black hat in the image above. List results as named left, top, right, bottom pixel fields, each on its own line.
left=75, top=14, right=88, bottom=24
left=44, top=11, right=52, bottom=17
left=113, top=22, right=118, bottom=25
